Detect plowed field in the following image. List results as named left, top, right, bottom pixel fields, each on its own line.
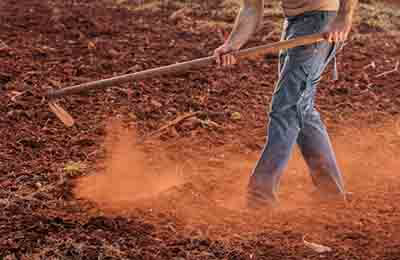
left=1, top=0, right=400, bottom=259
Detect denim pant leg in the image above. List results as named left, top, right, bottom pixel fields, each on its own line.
left=248, top=11, right=346, bottom=203
left=296, top=15, right=346, bottom=198
left=248, top=54, right=305, bottom=203
left=297, top=108, right=346, bottom=197
left=295, top=50, right=346, bottom=200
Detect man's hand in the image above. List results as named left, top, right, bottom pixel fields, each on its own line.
left=323, top=0, right=358, bottom=42
left=323, top=16, right=352, bottom=43
left=214, top=44, right=237, bottom=67
left=213, top=0, right=264, bottom=67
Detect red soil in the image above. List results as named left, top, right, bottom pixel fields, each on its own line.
left=1, top=0, right=400, bottom=259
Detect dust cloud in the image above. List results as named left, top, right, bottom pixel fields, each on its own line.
left=74, top=118, right=400, bottom=235
left=74, top=122, right=184, bottom=211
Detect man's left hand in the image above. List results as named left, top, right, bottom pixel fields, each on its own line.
left=323, top=16, right=352, bottom=43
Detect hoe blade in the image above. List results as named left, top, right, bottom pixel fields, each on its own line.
left=48, top=101, right=75, bottom=127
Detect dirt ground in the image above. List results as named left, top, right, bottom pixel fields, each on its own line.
left=1, top=0, right=400, bottom=259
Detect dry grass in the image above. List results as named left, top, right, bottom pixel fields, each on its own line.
left=63, top=161, right=86, bottom=175
left=105, top=0, right=400, bottom=33
left=196, top=19, right=232, bottom=29
left=105, top=0, right=182, bottom=11
left=357, top=2, right=400, bottom=31
left=126, top=1, right=163, bottom=11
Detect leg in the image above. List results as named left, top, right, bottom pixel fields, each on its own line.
left=247, top=19, right=296, bottom=205
left=248, top=108, right=300, bottom=204
left=295, top=12, right=346, bottom=199
left=248, top=11, right=346, bottom=207
left=297, top=110, right=346, bottom=198
left=248, top=44, right=311, bottom=206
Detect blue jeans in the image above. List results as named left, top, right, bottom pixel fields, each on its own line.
left=248, top=11, right=346, bottom=205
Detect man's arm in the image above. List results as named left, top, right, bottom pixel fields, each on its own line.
left=225, top=0, right=264, bottom=50
left=324, top=0, right=358, bottom=42
left=214, top=0, right=264, bottom=66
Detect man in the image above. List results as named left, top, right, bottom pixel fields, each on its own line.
left=214, top=0, right=358, bottom=208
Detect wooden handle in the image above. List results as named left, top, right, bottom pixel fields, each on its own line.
left=47, top=33, right=324, bottom=99
left=237, top=33, right=324, bottom=58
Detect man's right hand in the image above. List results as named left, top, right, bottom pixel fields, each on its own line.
left=213, top=44, right=237, bottom=67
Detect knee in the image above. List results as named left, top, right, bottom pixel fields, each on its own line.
left=270, top=86, right=302, bottom=114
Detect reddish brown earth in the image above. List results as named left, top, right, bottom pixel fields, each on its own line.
left=1, top=0, right=400, bottom=259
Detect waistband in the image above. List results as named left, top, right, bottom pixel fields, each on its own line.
left=286, top=10, right=337, bottom=20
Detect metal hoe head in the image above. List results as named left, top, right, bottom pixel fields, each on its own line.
left=48, top=101, right=75, bottom=127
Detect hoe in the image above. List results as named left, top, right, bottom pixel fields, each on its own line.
left=47, top=33, right=325, bottom=127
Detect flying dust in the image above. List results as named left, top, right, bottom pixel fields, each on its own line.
left=74, top=118, right=400, bottom=237
left=75, top=122, right=184, bottom=212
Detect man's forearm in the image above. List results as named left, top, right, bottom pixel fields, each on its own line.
left=225, top=0, right=264, bottom=50
left=337, top=0, right=358, bottom=20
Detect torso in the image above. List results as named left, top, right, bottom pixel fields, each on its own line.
left=282, top=0, right=339, bottom=17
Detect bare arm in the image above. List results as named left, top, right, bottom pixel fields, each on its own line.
left=225, top=0, right=264, bottom=50
left=324, top=0, right=358, bottom=42
left=337, top=0, right=358, bottom=20
left=214, top=0, right=264, bottom=66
